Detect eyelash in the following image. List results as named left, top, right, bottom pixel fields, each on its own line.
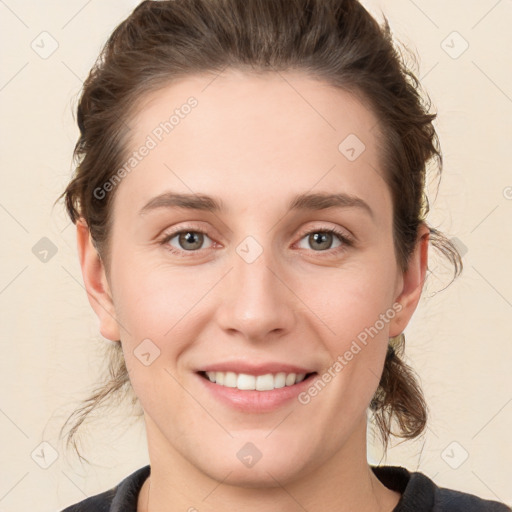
left=159, top=224, right=354, bottom=258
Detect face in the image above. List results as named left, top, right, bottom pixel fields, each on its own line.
left=79, top=69, right=428, bottom=487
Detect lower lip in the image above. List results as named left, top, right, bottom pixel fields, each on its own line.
left=196, top=372, right=317, bottom=413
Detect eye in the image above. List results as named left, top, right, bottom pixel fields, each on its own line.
left=295, top=227, right=353, bottom=254
left=160, top=228, right=214, bottom=255
left=159, top=225, right=354, bottom=257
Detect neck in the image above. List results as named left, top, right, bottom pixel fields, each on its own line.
left=137, top=415, right=400, bottom=512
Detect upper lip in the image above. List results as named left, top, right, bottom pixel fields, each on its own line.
left=198, top=361, right=316, bottom=375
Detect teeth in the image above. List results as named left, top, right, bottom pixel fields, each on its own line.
left=237, top=373, right=255, bottom=390
left=285, top=373, right=296, bottom=386
left=224, top=371, right=237, bottom=388
left=256, top=373, right=274, bottom=391
left=203, top=371, right=309, bottom=390
left=274, top=372, right=286, bottom=388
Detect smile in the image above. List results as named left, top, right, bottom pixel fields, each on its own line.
left=201, top=371, right=314, bottom=391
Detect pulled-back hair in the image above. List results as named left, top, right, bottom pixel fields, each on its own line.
left=59, top=0, right=462, bottom=460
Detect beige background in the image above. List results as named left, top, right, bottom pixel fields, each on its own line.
left=0, top=1, right=511, bottom=510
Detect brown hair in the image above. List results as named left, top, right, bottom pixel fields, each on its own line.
left=59, top=0, right=462, bottom=460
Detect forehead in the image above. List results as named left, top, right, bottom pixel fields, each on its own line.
left=114, top=70, right=390, bottom=221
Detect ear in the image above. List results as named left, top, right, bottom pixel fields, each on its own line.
left=389, top=223, right=430, bottom=337
left=76, top=219, right=121, bottom=341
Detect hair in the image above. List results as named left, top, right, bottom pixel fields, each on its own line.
left=59, top=0, right=463, bottom=461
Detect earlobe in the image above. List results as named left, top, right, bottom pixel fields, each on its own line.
left=389, top=224, right=430, bottom=338
left=76, top=219, right=121, bottom=342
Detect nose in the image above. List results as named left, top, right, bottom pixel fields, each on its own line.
left=215, top=239, right=296, bottom=343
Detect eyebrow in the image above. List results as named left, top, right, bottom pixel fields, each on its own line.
left=139, top=191, right=374, bottom=219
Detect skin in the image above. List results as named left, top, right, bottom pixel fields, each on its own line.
left=77, top=69, right=429, bottom=512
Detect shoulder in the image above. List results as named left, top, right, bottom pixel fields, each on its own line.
left=371, top=465, right=511, bottom=512
left=431, top=480, right=511, bottom=512
left=59, top=465, right=151, bottom=512
left=60, top=488, right=115, bottom=512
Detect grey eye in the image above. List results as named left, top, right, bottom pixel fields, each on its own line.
left=297, top=231, right=343, bottom=251
left=168, top=231, right=213, bottom=251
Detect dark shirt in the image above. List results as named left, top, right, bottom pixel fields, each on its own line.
left=60, top=464, right=511, bottom=511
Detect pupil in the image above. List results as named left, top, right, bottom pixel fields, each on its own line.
left=311, top=232, right=331, bottom=251
left=180, top=231, right=203, bottom=250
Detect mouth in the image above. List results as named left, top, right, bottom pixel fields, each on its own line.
left=197, top=370, right=318, bottom=391
left=195, top=361, right=319, bottom=412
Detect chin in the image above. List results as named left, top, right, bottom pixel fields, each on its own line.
left=206, top=460, right=307, bottom=489
left=186, top=435, right=314, bottom=488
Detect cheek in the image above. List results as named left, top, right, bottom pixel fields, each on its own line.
left=304, top=262, right=397, bottom=344
left=298, top=256, right=397, bottom=407
left=113, top=265, right=201, bottom=418
left=112, top=259, right=208, bottom=340
left=299, top=277, right=393, bottom=428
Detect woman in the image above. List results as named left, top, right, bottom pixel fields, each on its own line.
left=58, top=0, right=510, bottom=510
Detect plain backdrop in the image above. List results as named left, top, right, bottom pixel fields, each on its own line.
left=0, top=1, right=511, bottom=510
